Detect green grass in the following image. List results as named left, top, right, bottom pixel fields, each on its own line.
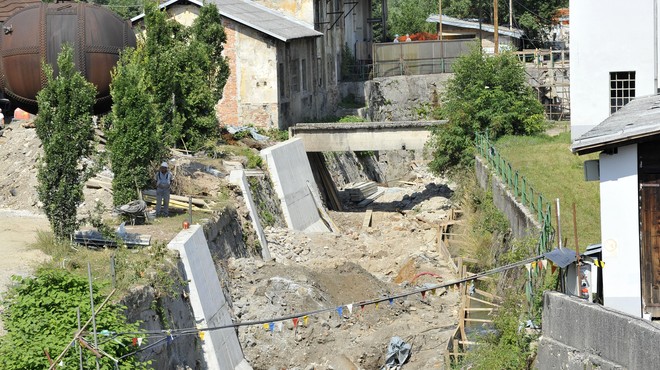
left=495, top=132, right=601, bottom=248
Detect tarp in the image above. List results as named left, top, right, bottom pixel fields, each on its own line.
left=383, top=336, right=411, bottom=369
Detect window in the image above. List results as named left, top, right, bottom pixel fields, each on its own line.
left=290, top=59, right=300, bottom=92
left=610, top=71, right=635, bottom=114
left=301, top=59, right=308, bottom=91
left=278, top=63, right=285, bottom=98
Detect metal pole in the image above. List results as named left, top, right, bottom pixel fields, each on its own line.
left=493, top=0, right=499, bottom=54
left=87, top=263, right=100, bottom=370
left=509, top=0, right=513, bottom=30
left=77, top=307, right=83, bottom=370
left=555, top=198, right=562, bottom=249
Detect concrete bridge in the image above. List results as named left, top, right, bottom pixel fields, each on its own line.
left=289, top=120, right=446, bottom=152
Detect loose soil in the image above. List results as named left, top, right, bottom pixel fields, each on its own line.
left=228, top=171, right=463, bottom=369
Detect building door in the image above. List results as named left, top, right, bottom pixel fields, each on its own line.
left=639, top=142, right=660, bottom=318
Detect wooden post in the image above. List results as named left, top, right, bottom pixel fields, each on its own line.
left=87, top=263, right=100, bottom=370
left=438, top=0, right=443, bottom=40
left=493, top=0, right=499, bottom=54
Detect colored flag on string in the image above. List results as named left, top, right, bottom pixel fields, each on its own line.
left=336, top=306, right=343, bottom=317
left=347, top=303, right=353, bottom=314
left=263, top=323, right=269, bottom=331
left=303, top=316, right=309, bottom=326
left=137, top=337, right=143, bottom=346
left=292, top=317, right=299, bottom=328
left=525, top=263, right=532, bottom=272
left=388, top=298, right=394, bottom=305
left=421, top=291, right=427, bottom=299
left=268, top=322, right=275, bottom=332
left=199, top=331, right=205, bottom=340
left=132, top=338, right=138, bottom=347
left=276, top=322, right=283, bottom=332
left=541, top=260, right=548, bottom=269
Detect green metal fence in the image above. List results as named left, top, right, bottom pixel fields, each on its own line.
left=475, top=132, right=554, bottom=255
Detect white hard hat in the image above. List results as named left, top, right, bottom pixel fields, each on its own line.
left=160, top=162, right=168, bottom=168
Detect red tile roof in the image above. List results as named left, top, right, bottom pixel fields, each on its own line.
left=0, top=0, right=41, bottom=23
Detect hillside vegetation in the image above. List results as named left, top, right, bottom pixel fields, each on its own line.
left=495, top=131, right=601, bottom=247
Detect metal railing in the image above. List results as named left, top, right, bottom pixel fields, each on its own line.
left=475, top=132, right=554, bottom=255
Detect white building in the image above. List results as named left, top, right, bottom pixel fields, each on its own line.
left=570, top=1, right=660, bottom=140
left=572, top=94, right=660, bottom=320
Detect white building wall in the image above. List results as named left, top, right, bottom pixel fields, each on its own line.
left=599, top=144, right=641, bottom=317
left=571, top=1, right=659, bottom=141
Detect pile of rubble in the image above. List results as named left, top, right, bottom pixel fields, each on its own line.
left=227, top=176, right=463, bottom=369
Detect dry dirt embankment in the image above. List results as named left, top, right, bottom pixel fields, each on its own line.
left=228, top=171, right=462, bottom=369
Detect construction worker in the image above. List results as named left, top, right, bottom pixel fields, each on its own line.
left=155, top=162, right=173, bottom=217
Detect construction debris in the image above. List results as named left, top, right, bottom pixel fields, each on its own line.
left=345, top=181, right=378, bottom=202
left=73, top=229, right=151, bottom=248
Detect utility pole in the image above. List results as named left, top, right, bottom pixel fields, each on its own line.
left=438, top=0, right=443, bottom=40
left=494, top=0, right=499, bottom=54
left=509, top=0, right=513, bottom=30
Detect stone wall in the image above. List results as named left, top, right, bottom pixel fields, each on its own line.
left=365, top=74, right=452, bottom=121
left=475, top=156, right=541, bottom=238
left=323, top=150, right=420, bottom=188
left=537, top=291, right=660, bottom=370
left=122, top=261, right=203, bottom=369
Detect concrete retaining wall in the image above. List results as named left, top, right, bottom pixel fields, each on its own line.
left=475, top=156, right=541, bottom=238
left=537, top=291, right=660, bottom=369
left=260, top=138, right=330, bottom=232
left=168, top=225, right=250, bottom=370
left=229, top=170, right=271, bottom=260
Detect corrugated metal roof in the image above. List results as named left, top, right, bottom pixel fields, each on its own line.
left=132, top=0, right=321, bottom=42
left=0, top=0, right=41, bottom=23
left=426, top=14, right=524, bottom=39
left=572, top=94, right=660, bottom=155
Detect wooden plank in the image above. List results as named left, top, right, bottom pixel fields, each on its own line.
left=475, top=288, right=501, bottom=300
left=463, top=318, right=493, bottom=323
left=142, top=190, right=207, bottom=207
left=466, top=295, right=500, bottom=307
left=464, top=307, right=495, bottom=312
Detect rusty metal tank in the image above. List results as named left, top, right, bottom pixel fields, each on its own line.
left=0, top=2, right=137, bottom=114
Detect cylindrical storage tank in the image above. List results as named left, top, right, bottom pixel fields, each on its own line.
left=0, top=2, right=137, bottom=114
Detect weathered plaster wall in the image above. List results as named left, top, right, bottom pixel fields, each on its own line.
left=253, top=0, right=314, bottom=24
left=599, top=144, right=641, bottom=317
left=537, top=291, right=660, bottom=370
left=169, top=4, right=199, bottom=27
left=217, top=19, right=279, bottom=128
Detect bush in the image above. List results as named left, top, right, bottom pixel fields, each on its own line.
left=0, top=269, right=148, bottom=369
left=428, top=47, right=545, bottom=173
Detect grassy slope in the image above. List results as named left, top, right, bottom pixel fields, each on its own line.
left=495, top=132, right=601, bottom=248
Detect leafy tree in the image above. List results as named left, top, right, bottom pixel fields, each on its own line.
left=35, top=44, right=96, bottom=239
left=106, top=2, right=230, bottom=203
left=0, top=269, right=148, bottom=369
left=142, top=1, right=230, bottom=151
left=107, top=47, right=162, bottom=205
left=388, top=0, right=437, bottom=37
left=428, top=46, right=544, bottom=173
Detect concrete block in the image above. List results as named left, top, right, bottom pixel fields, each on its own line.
left=540, top=292, right=660, bottom=369
left=168, top=225, right=250, bottom=370
left=229, top=170, right=271, bottom=260
left=260, top=138, right=330, bottom=232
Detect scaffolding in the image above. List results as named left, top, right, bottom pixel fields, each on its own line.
left=516, top=49, right=570, bottom=121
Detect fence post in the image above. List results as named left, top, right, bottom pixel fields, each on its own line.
left=522, top=177, right=527, bottom=206
left=537, top=195, right=543, bottom=223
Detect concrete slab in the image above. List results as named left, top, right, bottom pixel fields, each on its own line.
left=168, top=225, right=250, bottom=370
left=260, top=138, right=330, bottom=232
left=229, top=170, right=271, bottom=260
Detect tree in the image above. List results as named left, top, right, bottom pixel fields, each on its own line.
left=106, top=2, right=231, bottom=203
left=0, top=268, right=148, bottom=369
left=35, top=44, right=97, bottom=240
left=107, top=47, right=162, bottom=205
left=142, top=1, right=230, bottom=151
left=388, top=0, right=437, bottom=37
left=428, top=46, right=544, bottom=173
